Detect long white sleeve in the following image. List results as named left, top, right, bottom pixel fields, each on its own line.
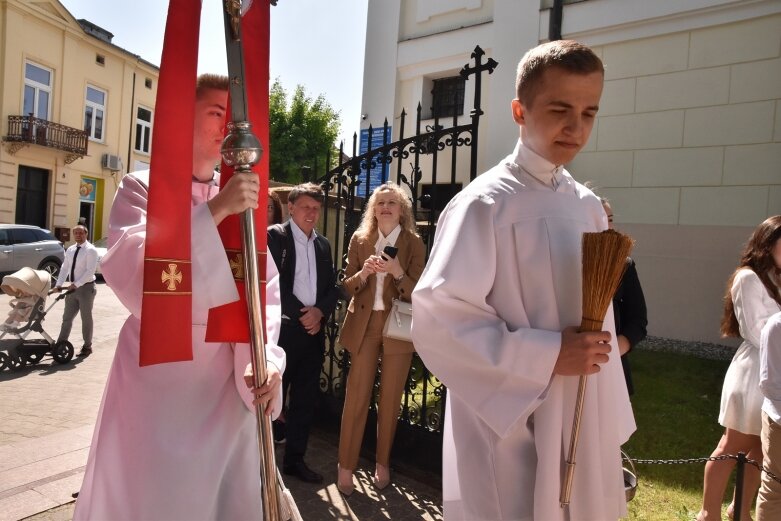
left=733, top=269, right=778, bottom=349
left=412, top=190, right=561, bottom=439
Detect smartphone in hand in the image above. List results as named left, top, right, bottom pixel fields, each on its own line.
left=382, top=245, right=398, bottom=260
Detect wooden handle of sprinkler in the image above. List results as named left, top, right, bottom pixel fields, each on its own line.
left=560, top=318, right=603, bottom=507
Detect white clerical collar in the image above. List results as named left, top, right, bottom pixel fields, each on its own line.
left=375, top=224, right=401, bottom=253
left=290, top=218, right=317, bottom=244
left=191, top=170, right=220, bottom=186
left=510, top=139, right=564, bottom=190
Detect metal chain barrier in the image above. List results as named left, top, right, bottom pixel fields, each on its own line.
left=625, top=453, right=781, bottom=485
left=621, top=452, right=781, bottom=521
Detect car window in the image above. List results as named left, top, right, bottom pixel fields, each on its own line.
left=9, top=228, right=38, bottom=244
left=0, top=230, right=8, bottom=246
left=33, top=229, right=55, bottom=241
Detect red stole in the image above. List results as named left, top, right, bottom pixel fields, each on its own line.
left=139, top=0, right=270, bottom=366
left=206, top=1, right=270, bottom=342
left=139, top=0, right=200, bottom=366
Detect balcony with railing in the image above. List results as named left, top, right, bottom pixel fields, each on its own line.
left=3, top=115, right=88, bottom=164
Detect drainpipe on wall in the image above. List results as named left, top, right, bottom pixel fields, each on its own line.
left=549, top=0, right=563, bottom=41
left=126, top=71, right=136, bottom=174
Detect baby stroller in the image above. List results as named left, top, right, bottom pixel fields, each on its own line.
left=0, top=267, right=74, bottom=371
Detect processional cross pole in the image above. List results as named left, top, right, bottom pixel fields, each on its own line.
left=217, top=1, right=298, bottom=519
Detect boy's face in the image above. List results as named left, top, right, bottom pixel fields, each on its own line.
left=512, top=67, right=603, bottom=166
left=192, top=88, right=228, bottom=174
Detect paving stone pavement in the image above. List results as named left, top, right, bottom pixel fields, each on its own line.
left=0, top=281, right=444, bottom=520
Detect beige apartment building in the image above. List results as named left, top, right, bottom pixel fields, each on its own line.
left=361, top=0, right=781, bottom=345
left=0, top=0, right=158, bottom=242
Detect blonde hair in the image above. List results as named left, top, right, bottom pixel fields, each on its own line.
left=354, top=182, right=417, bottom=240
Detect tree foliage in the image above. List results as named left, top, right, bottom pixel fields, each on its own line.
left=269, top=78, right=341, bottom=184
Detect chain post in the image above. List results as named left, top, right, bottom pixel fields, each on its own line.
left=734, top=452, right=746, bottom=521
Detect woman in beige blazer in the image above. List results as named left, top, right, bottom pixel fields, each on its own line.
left=336, top=182, right=426, bottom=496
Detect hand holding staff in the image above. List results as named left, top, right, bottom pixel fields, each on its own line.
left=560, top=229, right=634, bottom=507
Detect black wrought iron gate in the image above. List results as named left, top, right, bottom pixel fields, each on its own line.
left=312, top=46, right=497, bottom=475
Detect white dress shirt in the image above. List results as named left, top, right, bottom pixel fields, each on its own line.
left=290, top=219, right=318, bottom=307
left=55, top=240, right=98, bottom=288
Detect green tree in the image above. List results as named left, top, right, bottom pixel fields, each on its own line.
left=269, top=78, right=341, bottom=184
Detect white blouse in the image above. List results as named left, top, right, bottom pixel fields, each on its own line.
left=372, top=224, right=401, bottom=310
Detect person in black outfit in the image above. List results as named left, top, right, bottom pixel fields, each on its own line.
left=267, top=182, right=339, bottom=483
left=603, top=199, right=648, bottom=395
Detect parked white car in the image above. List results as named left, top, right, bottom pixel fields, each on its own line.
left=93, top=237, right=107, bottom=277
left=0, top=225, right=65, bottom=282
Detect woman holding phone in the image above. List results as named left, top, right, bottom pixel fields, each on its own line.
left=336, top=182, right=426, bottom=495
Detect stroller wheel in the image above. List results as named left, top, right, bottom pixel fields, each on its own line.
left=7, top=353, right=25, bottom=371
left=53, top=341, right=74, bottom=364
left=26, top=352, right=44, bottom=365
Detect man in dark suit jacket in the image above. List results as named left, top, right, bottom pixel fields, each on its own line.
left=267, top=182, right=339, bottom=483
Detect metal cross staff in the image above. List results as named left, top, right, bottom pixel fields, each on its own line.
left=219, top=1, right=297, bottom=519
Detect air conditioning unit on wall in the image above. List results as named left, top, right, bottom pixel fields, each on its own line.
left=101, top=153, right=122, bottom=171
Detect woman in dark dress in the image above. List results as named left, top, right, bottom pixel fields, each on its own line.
left=602, top=199, right=648, bottom=395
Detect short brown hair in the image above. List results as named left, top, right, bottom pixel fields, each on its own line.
left=288, top=182, right=325, bottom=204
left=196, top=74, right=229, bottom=99
left=515, top=40, right=603, bottom=106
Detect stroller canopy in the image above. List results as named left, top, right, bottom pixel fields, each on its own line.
left=1, top=267, right=51, bottom=299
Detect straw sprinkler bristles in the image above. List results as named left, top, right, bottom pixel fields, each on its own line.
left=580, top=230, right=635, bottom=332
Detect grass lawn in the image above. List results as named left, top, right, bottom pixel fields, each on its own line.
left=623, top=348, right=747, bottom=520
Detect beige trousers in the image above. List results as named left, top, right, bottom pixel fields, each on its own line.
left=758, top=411, right=781, bottom=520
left=338, top=310, right=413, bottom=470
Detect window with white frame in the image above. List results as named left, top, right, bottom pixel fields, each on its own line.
left=23, top=61, right=52, bottom=120
left=135, top=106, right=152, bottom=154
left=84, top=85, right=106, bottom=141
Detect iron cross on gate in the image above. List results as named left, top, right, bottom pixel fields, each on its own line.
left=459, top=45, right=498, bottom=118
left=459, top=45, right=498, bottom=180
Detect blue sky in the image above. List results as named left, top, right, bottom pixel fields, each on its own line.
left=59, top=0, right=368, bottom=145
